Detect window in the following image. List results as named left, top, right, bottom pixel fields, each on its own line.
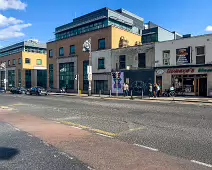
left=138, top=53, right=146, bottom=68
left=18, top=58, right=22, bottom=64
left=8, top=70, right=15, bottom=88
left=59, top=63, right=74, bottom=89
left=49, top=64, right=54, bottom=88
left=59, top=47, right=64, bottom=56
left=163, top=50, right=170, bottom=65
left=25, top=70, right=31, bottom=88
left=119, top=55, right=126, bottom=69
left=25, top=58, right=30, bottom=64
left=98, top=58, right=105, bottom=69
left=196, top=46, right=205, bottom=64
left=70, top=45, right=76, bottom=54
left=49, top=50, right=53, bottom=58
left=36, top=59, right=42, bottom=65
left=8, top=60, right=10, bottom=66
left=13, top=59, right=16, bottom=65
left=98, top=39, right=106, bottom=49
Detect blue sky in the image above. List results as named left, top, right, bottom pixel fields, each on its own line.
left=0, top=0, right=212, bottom=47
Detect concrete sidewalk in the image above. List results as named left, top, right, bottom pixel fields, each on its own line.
left=48, top=92, right=212, bottom=103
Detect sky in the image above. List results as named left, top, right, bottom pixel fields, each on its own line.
left=0, top=0, right=212, bottom=47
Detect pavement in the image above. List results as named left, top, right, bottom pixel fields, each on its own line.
left=48, top=92, right=212, bottom=103
left=1, top=93, right=212, bottom=169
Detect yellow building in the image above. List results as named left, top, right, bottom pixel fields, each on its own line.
left=0, top=40, right=47, bottom=89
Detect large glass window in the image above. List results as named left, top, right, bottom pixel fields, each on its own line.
left=70, top=45, right=75, bottom=54
left=59, top=62, right=74, bottom=89
left=37, top=70, right=47, bottom=88
left=119, top=55, right=126, bottom=69
left=83, top=60, right=89, bottom=91
left=59, top=47, right=64, bottom=56
left=49, top=64, right=54, bottom=88
left=98, top=39, right=106, bottom=49
left=25, top=70, right=31, bottom=88
left=8, top=70, right=15, bottom=88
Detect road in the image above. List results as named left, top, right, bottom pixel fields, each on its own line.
left=1, top=93, right=212, bottom=169
left=0, top=122, right=89, bottom=170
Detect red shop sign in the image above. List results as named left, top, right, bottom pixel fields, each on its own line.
left=167, top=68, right=195, bottom=74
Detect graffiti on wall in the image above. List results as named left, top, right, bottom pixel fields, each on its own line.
left=111, top=72, right=124, bottom=94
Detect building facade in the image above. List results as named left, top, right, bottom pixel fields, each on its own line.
left=47, top=7, right=143, bottom=92
left=155, top=34, right=212, bottom=96
left=92, top=44, right=155, bottom=95
left=0, top=40, right=47, bottom=89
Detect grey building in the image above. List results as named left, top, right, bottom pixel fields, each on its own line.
left=91, top=44, right=155, bottom=95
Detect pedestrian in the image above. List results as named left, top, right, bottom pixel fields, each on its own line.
left=157, top=83, right=160, bottom=97
left=123, top=83, right=126, bottom=97
left=149, top=83, right=153, bottom=98
left=125, top=83, right=129, bottom=97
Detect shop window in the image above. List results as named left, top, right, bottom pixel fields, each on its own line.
left=36, top=59, right=42, bottom=65
left=163, top=50, right=170, bottom=65
left=25, top=58, right=30, bottom=64
left=119, top=55, right=126, bottom=69
left=196, top=46, right=205, bottom=64
left=70, top=45, right=75, bottom=54
left=59, top=47, right=64, bottom=56
left=98, top=58, right=105, bottom=69
left=98, top=39, right=106, bottom=50
left=138, top=53, right=146, bottom=68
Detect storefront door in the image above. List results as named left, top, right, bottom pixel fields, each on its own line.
left=199, top=78, right=207, bottom=96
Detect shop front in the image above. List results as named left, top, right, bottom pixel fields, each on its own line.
left=155, top=66, right=212, bottom=97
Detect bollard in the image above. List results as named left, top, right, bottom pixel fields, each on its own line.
left=99, top=90, right=101, bottom=97
left=109, top=90, right=111, bottom=97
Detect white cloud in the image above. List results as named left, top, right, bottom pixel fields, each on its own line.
left=0, top=23, right=31, bottom=40
left=0, top=0, right=27, bottom=10
left=205, top=26, right=212, bottom=32
left=0, top=14, right=23, bottom=28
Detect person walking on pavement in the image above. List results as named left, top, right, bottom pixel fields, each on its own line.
left=157, top=83, right=160, bottom=97
left=149, top=83, right=153, bottom=98
left=125, top=83, right=129, bottom=97
left=123, top=83, right=126, bottom=97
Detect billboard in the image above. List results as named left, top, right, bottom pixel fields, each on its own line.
left=176, top=47, right=191, bottom=65
left=111, top=72, right=124, bottom=94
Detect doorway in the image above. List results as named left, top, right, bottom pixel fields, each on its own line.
left=199, top=78, right=207, bottom=96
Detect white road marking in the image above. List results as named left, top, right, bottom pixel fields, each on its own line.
left=27, top=134, right=33, bottom=137
left=43, top=141, right=50, bottom=146
left=59, top=152, right=74, bottom=160
left=95, top=133, right=113, bottom=138
left=191, top=160, right=212, bottom=168
left=133, top=143, right=158, bottom=152
left=70, top=126, right=82, bottom=130
left=14, top=127, right=20, bottom=131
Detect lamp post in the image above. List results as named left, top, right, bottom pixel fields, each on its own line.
left=83, top=38, right=92, bottom=96
left=0, top=62, right=6, bottom=91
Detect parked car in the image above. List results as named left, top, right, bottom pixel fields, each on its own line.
left=10, top=87, right=26, bottom=94
left=28, top=87, right=48, bottom=96
left=0, top=87, right=6, bottom=93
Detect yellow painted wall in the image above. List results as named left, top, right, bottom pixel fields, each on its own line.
left=22, top=52, right=47, bottom=70
left=111, top=26, right=142, bottom=49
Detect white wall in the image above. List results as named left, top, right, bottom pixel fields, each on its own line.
left=158, top=27, right=175, bottom=42
left=155, top=34, right=212, bottom=67
left=92, top=49, right=112, bottom=73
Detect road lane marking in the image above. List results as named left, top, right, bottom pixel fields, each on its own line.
left=191, top=160, right=212, bottom=168
left=59, top=152, right=74, bottom=160
left=1, top=106, right=9, bottom=109
left=61, top=121, right=117, bottom=137
left=95, top=133, right=113, bottom=138
left=14, top=127, right=20, bottom=131
left=133, top=143, right=158, bottom=152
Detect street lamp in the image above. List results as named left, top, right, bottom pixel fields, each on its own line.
left=0, top=62, right=6, bottom=91
left=83, top=38, right=92, bottom=96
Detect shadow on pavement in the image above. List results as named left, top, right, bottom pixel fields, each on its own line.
left=0, top=147, right=19, bottom=160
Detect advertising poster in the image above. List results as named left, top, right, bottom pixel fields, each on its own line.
left=111, top=72, right=124, bottom=94
left=176, top=47, right=191, bottom=65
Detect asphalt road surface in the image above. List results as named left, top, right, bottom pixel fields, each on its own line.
left=0, top=122, right=89, bottom=170
left=1, top=93, right=212, bottom=169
